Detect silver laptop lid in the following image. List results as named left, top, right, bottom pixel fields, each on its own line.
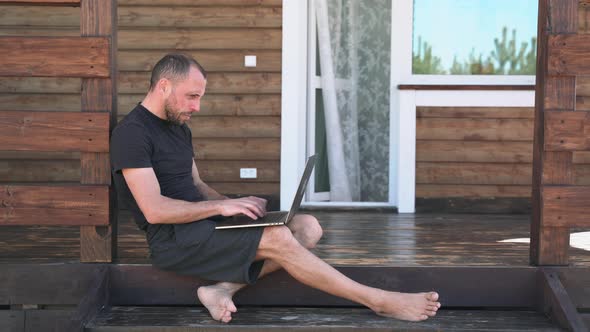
left=285, top=155, right=316, bottom=224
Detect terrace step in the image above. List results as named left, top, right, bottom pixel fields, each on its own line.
left=85, top=306, right=560, bottom=332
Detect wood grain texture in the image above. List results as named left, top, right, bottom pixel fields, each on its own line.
left=118, top=50, right=281, bottom=72
left=416, top=106, right=534, bottom=119
left=544, top=110, right=590, bottom=151
left=187, top=116, right=280, bottom=138
left=540, top=269, right=587, bottom=331
left=118, top=29, right=281, bottom=50
left=0, top=185, right=108, bottom=226
left=0, top=111, right=109, bottom=152
left=0, top=77, right=80, bottom=93
left=416, top=118, right=533, bottom=141
left=416, top=162, right=532, bottom=185
left=118, top=6, right=281, bottom=28
left=196, top=160, right=279, bottom=182
left=0, top=94, right=81, bottom=111
left=193, top=138, right=280, bottom=160
left=416, top=141, right=533, bottom=163
left=0, top=37, right=109, bottom=77
left=548, top=34, right=590, bottom=75
left=0, top=5, right=78, bottom=26
left=87, top=306, right=560, bottom=331
left=0, top=0, right=79, bottom=4
left=117, top=0, right=281, bottom=5
left=549, top=0, right=578, bottom=33
left=542, top=152, right=574, bottom=184
left=0, top=159, right=80, bottom=182
left=119, top=94, right=281, bottom=117
left=544, top=76, right=576, bottom=110
left=118, top=72, right=281, bottom=94
left=542, top=186, right=590, bottom=227
left=416, top=184, right=531, bottom=198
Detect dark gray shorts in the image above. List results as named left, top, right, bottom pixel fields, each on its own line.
left=147, top=219, right=265, bottom=284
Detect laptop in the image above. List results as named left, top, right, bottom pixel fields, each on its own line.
left=215, top=155, right=316, bottom=229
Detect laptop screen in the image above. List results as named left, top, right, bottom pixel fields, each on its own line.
left=285, top=155, right=316, bottom=223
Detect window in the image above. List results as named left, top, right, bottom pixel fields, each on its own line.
left=412, top=0, right=538, bottom=75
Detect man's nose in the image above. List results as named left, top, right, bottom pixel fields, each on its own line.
left=191, top=101, right=200, bottom=113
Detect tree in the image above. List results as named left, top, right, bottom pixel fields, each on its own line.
left=412, top=36, right=446, bottom=74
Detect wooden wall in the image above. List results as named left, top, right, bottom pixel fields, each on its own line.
left=416, top=105, right=590, bottom=201
left=0, top=0, right=282, bottom=197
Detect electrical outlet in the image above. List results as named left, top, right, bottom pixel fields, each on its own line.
left=240, top=168, right=257, bottom=179
left=244, top=55, right=257, bottom=67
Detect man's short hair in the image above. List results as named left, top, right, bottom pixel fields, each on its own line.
left=149, top=53, right=207, bottom=91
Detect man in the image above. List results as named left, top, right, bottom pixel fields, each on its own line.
left=111, top=53, right=440, bottom=324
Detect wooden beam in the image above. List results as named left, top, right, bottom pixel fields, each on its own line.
left=66, top=266, right=109, bottom=331
left=539, top=269, right=587, bottom=331
left=542, top=186, right=590, bottom=227
left=110, top=265, right=538, bottom=308
left=0, top=185, right=109, bottom=226
left=549, top=35, right=590, bottom=75
left=545, top=110, right=590, bottom=151
left=80, top=0, right=117, bottom=263
left=0, top=37, right=109, bottom=77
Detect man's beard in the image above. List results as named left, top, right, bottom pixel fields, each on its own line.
left=164, top=96, right=189, bottom=125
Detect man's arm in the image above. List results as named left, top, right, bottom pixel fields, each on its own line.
left=122, top=167, right=267, bottom=224
left=191, top=160, right=227, bottom=200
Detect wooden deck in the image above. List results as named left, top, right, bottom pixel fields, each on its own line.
left=0, top=211, right=588, bottom=266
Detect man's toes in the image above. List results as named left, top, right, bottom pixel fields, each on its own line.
left=427, top=304, right=439, bottom=312
left=427, top=292, right=439, bottom=302
left=425, top=309, right=437, bottom=317
left=419, top=314, right=429, bottom=321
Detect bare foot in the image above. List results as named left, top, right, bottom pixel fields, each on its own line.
left=197, top=285, right=238, bottom=323
left=371, top=291, right=441, bottom=322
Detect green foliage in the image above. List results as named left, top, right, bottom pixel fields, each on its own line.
left=413, top=26, right=537, bottom=75
left=412, top=36, right=446, bottom=74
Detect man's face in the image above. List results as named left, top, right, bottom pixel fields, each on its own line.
left=164, top=66, right=206, bottom=125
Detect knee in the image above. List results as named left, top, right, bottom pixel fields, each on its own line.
left=297, top=214, right=323, bottom=249
left=260, top=225, right=299, bottom=254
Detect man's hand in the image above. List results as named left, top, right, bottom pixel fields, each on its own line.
left=217, top=196, right=267, bottom=220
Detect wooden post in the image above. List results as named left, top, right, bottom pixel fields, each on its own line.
left=79, top=0, right=117, bottom=262
left=530, top=0, right=577, bottom=265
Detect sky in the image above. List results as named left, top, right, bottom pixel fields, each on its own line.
left=412, top=0, right=539, bottom=70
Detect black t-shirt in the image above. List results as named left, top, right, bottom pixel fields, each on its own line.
left=110, top=104, right=205, bottom=234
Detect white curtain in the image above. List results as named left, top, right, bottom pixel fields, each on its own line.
left=315, top=0, right=361, bottom=201
left=315, top=0, right=391, bottom=202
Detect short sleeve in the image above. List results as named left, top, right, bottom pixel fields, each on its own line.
left=110, top=122, right=153, bottom=173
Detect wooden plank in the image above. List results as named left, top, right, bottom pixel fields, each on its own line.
left=119, top=72, right=281, bottom=94
left=88, top=307, right=558, bottom=332
left=0, top=264, right=102, bottom=305
left=544, top=76, right=576, bottom=110
left=549, top=0, right=578, bottom=33
left=117, top=0, right=281, bottom=5
left=416, top=162, right=532, bottom=185
left=416, top=118, right=533, bottom=141
left=24, top=309, right=77, bottom=332
left=415, top=184, right=531, bottom=198
left=110, top=265, right=538, bottom=307
left=118, top=29, right=282, bottom=50
left=558, top=268, right=590, bottom=309
left=580, top=1, right=590, bottom=34
left=0, top=0, right=79, bottom=4
left=576, top=95, right=590, bottom=110
left=576, top=75, right=590, bottom=96
left=196, top=160, right=279, bottom=182
left=0, top=311, right=24, bottom=332
left=416, top=106, right=534, bottom=119
left=398, top=84, right=535, bottom=91
left=543, top=152, right=574, bottom=184
left=0, top=111, right=109, bottom=152
left=118, top=50, right=282, bottom=72
left=540, top=269, right=587, bottom=331
left=574, top=163, right=590, bottom=185
left=0, top=185, right=109, bottom=226
left=542, top=186, right=590, bottom=227
left=548, top=35, right=590, bottom=75
left=0, top=37, right=109, bottom=77
left=0, top=160, right=80, bottom=182
left=544, top=110, right=590, bottom=151
left=0, top=77, right=80, bottom=93
left=187, top=116, right=280, bottom=138
left=209, top=182, right=279, bottom=195
left=118, top=94, right=281, bottom=117
left=118, top=6, right=281, bottom=28
left=193, top=138, right=280, bottom=160
left=0, top=94, right=81, bottom=112
left=532, top=227, right=570, bottom=266
left=416, top=141, right=533, bottom=163
left=0, top=27, right=79, bottom=37
left=416, top=197, right=531, bottom=214
left=0, top=5, right=79, bottom=27
left=574, top=151, right=590, bottom=164
left=0, top=151, right=79, bottom=159
left=80, top=0, right=116, bottom=263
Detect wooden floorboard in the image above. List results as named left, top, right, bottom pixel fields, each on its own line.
left=0, top=211, right=588, bottom=267
left=86, top=306, right=560, bottom=332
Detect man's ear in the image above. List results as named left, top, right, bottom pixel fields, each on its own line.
left=159, top=78, right=172, bottom=98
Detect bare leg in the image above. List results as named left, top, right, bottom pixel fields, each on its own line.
left=255, top=225, right=441, bottom=322
left=197, top=214, right=322, bottom=323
